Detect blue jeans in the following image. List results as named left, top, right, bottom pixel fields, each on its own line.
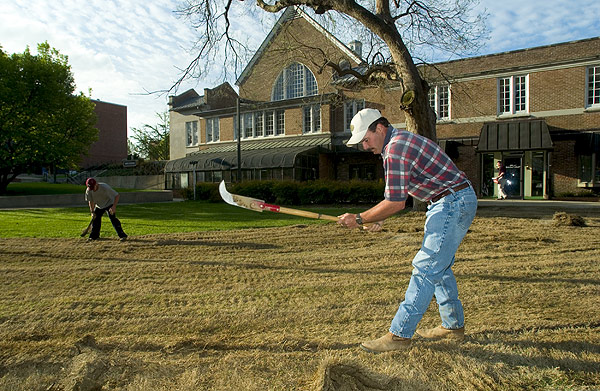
left=390, top=185, right=477, bottom=338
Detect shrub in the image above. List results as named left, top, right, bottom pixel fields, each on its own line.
left=181, top=180, right=384, bottom=205
left=230, top=181, right=276, bottom=203
left=180, top=182, right=221, bottom=202
left=227, top=180, right=384, bottom=205
left=271, top=181, right=300, bottom=205
left=298, top=180, right=335, bottom=204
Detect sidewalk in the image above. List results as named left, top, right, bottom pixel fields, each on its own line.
left=476, top=198, right=600, bottom=218
left=0, top=191, right=174, bottom=209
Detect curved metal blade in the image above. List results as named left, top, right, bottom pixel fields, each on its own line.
left=219, top=180, right=236, bottom=206
left=219, top=180, right=265, bottom=212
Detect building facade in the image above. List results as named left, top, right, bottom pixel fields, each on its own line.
left=167, top=6, right=600, bottom=199
left=80, top=99, right=128, bottom=168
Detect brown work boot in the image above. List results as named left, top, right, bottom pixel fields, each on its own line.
left=360, top=332, right=411, bottom=353
left=416, top=325, right=465, bottom=341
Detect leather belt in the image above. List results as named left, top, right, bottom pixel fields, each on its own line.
left=430, top=182, right=470, bottom=204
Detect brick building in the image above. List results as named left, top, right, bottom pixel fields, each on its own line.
left=166, top=6, right=600, bottom=199
left=80, top=99, right=128, bottom=168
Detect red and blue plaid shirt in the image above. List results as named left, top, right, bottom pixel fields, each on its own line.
left=383, top=127, right=468, bottom=202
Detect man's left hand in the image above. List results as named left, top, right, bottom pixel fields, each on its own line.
left=337, top=213, right=360, bottom=229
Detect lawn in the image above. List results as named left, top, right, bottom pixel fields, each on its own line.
left=0, top=201, right=362, bottom=238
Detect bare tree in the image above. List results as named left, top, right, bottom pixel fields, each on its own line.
left=174, top=0, right=487, bottom=141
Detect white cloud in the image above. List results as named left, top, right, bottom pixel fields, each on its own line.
left=0, top=0, right=202, bottom=136
left=477, top=0, right=600, bottom=54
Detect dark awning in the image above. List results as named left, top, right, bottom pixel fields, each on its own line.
left=477, top=119, right=553, bottom=152
left=165, top=136, right=330, bottom=173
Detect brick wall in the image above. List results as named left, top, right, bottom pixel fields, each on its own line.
left=81, top=100, right=127, bottom=168
left=552, top=140, right=578, bottom=195
left=238, top=17, right=357, bottom=102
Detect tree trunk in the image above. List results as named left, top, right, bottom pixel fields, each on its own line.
left=386, top=36, right=437, bottom=142
left=341, top=5, right=437, bottom=141
left=0, top=172, right=18, bottom=195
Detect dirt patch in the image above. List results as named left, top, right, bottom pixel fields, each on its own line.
left=314, top=359, right=429, bottom=391
left=59, top=336, right=108, bottom=391
left=552, top=212, right=587, bottom=227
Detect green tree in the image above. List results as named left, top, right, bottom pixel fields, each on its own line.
left=129, top=111, right=170, bottom=161
left=0, top=42, right=98, bottom=194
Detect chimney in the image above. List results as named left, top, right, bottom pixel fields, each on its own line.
left=348, top=40, right=362, bottom=58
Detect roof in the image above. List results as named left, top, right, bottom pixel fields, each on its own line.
left=235, top=6, right=363, bottom=86
left=165, top=135, right=331, bottom=172
left=477, top=119, right=553, bottom=152
left=169, top=89, right=205, bottom=111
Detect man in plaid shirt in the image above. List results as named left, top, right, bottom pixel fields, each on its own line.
left=338, top=108, right=478, bottom=353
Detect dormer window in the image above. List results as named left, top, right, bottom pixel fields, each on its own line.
left=272, top=62, right=318, bottom=101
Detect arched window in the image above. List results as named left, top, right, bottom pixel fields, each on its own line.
left=272, top=62, right=318, bottom=101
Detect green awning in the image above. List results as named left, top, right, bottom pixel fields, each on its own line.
left=165, top=136, right=330, bottom=173
left=477, top=119, right=553, bottom=152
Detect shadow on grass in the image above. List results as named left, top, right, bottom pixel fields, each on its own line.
left=423, top=324, right=600, bottom=375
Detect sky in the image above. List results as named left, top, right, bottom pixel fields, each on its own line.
left=1, top=0, right=599, bottom=139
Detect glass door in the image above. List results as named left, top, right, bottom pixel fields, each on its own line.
left=481, top=153, right=495, bottom=198
left=503, top=156, right=522, bottom=198
left=530, top=152, right=545, bottom=197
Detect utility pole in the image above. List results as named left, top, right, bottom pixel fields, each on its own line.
left=189, top=160, right=198, bottom=200
left=236, top=98, right=242, bottom=182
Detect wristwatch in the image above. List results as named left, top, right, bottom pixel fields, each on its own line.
left=355, top=213, right=363, bottom=225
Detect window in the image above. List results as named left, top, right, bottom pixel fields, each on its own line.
left=578, top=152, right=600, bottom=186
left=255, top=112, right=264, bottom=137
left=587, top=66, right=600, bottom=107
left=498, top=75, right=528, bottom=115
left=185, top=121, right=198, bottom=146
left=350, top=164, right=376, bottom=180
left=276, top=110, right=285, bottom=136
left=303, top=105, right=321, bottom=134
left=266, top=112, right=274, bottom=136
left=428, top=85, right=450, bottom=120
left=241, top=110, right=285, bottom=139
left=344, top=100, right=365, bottom=132
left=243, top=113, right=253, bottom=138
left=206, top=118, right=219, bottom=143
left=272, top=62, right=318, bottom=101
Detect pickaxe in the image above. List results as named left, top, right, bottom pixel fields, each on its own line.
left=219, top=180, right=339, bottom=222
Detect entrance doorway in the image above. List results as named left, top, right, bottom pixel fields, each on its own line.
left=528, top=151, right=545, bottom=198
left=503, top=156, right=522, bottom=198
left=479, top=150, right=549, bottom=199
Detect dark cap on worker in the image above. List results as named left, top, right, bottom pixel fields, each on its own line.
left=86, top=178, right=97, bottom=189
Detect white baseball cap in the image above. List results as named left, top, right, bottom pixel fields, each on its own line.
left=347, top=108, right=383, bottom=145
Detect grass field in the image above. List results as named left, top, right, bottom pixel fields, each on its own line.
left=0, top=202, right=361, bottom=238
left=0, top=205, right=599, bottom=390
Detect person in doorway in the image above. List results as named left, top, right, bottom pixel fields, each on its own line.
left=85, top=178, right=128, bottom=241
left=337, top=108, right=477, bottom=353
left=493, top=161, right=507, bottom=200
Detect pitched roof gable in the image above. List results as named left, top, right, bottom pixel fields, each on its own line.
left=235, top=6, right=363, bottom=86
